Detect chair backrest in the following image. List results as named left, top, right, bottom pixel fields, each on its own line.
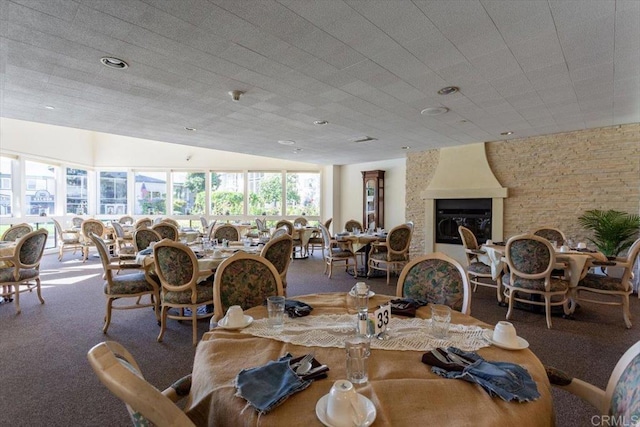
left=458, top=225, right=480, bottom=266
left=51, top=219, right=65, bottom=240
left=271, top=227, right=289, bottom=239
left=87, top=341, right=195, bottom=427
left=275, top=220, right=293, bottom=236
left=134, top=218, right=152, bottom=229
left=213, top=252, right=283, bottom=321
left=255, top=218, right=267, bottom=231
left=386, top=223, right=412, bottom=255
left=153, top=240, right=198, bottom=298
left=89, top=232, right=114, bottom=273
left=153, top=217, right=163, bottom=224
left=293, top=217, right=308, bottom=227
left=82, top=219, right=105, bottom=240
left=206, top=219, right=218, bottom=240
left=617, top=238, right=640, bottom=289
left=396, top=252, right=471, bottom=315
left=200, top=216, right=208, bottom=230
left=13, top=228, right=48, bottom=269
left=505, top=234, right=555, bottom=290
left=111, top=221, right=126, bottom=239
left=119, top=216, right=134, bottom=225
left=152, top=223, right=179, bottom=241
left=2, top=223, right=33, bottom=241
left=318, top=224, right=332, bottom=252
left=532, top=227, right=566, bottom=244
left=213, top=224, right=239, bottom=242
left=261, top=234, right=293, bottom=278
left=345, top=220, right=363, bottom=233
left=133, top=228, right=161, bottom=252
left=162, top=218, right=180, bottom=228
left=324, top=218, right=333, bottom=232
left=72, top=217, right=84, bottom=227
left=605, top=340, right=640, bottom=418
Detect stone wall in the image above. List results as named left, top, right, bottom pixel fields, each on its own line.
left=406, top=123, right=640, bottom=256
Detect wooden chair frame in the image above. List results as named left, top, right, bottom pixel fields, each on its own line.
left=52, top=218, right=82, bottom=261
left=318, top=224, right=358, bottom=279
left=1, top=223, right=33, bottom=241
left=260, top=234, right=293, bottom=294
left=458, top=225, right=503, bottom=303
left=367, top=223, right=412, bottom=285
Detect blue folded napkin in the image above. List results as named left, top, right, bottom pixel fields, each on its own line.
left=235, top=355, right=311, bottom=414
left=138, top=248, right=152, bottom=256
left=429, top=347, right=540, bottom=402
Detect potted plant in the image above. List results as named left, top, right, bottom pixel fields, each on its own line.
left=577, top=209, right=640, bottom=258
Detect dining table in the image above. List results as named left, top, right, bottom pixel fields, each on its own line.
left=0, top=240, right=17, bottom=269
left=292, top=227, right=317, bottom=259
left=337, top=232, right=386, bottom=277
left=185, top=293, right=554, bottom=426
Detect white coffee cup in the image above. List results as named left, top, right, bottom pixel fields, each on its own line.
left=226, top=305, right=244, bottom=328
left=577, top=242, right=587, bottom=249
left=492, top=321, right=518, bottom=347
left=560, top=245, right=569, bottom=253
left=486, top=239, right=493, bottom=245
left=326, top=380, right=359, bottom=427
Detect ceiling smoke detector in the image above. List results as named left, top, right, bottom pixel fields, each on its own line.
left=437, top=86, right=459, bottom=95
left=500, top=131, right=514, bottom=136
left=420, top=107, right=449, bottom=116
left=229, top=90, right=244, bottom=101
left=350, top=136, right=377, bottom=143
left=100, top=57, right=128, bottom=69
left=278, top=140, right=296, bottom=146
left=313, top=120, right=328, bottom=125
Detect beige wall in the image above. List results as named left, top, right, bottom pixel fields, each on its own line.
left=406, top=123, right=640, bottom=256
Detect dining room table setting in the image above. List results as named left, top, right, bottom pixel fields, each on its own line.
left=185, top=288, right=554, bottom=426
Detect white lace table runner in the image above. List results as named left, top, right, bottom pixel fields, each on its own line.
left=239, top=314, right=490, bottom=352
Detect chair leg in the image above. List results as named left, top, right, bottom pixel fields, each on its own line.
left=35, top=278, right=44, bottom=305
left=622, top=294, right=632, bottom=328
left=157, top=306, right=168, bottom=342
left=192, top=309, right=198, bottom=347
left=13, top=284, right=21, bottom=315
left=544, top=296, right=553, bottom=329
left=58, top=245, right=63, bottom=261
left=103, top=298, right=113, bottom=333
left=505, top=290, right=514, bottom=320
left=328, top=261, right=333, bottom=279
left=495, top=278, right=503, bottom=303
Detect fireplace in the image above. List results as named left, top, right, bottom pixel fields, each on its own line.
left=435, top=198, right=492, bottom=244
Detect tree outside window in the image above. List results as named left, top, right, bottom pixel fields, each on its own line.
left=134, top=172, right=167, bottom=215
left=286, top=172, right=320, bottom=216
left=172, top=172, right=205, bottom=215
left=248, top=172, right=282, bottom=216
left=210, top=172, right=243, bottom=215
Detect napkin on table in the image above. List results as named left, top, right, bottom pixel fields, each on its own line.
left=284, top=299, right=313, bottom=318
left=389, top=298, right=427, bottom=317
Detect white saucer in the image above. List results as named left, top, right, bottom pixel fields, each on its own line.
left=483, top=330, right=529, bottom=350
left=316, top=393, right=376, bottom=427
left=217, top=315, right=253, bottom=330
left=348, top=290, right=376, bottom=298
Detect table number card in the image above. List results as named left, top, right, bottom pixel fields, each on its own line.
left=374, top=303, right=391, bottom=336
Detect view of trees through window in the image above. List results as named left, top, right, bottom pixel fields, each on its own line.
left=286, top=172, right=320, bottom=216
left=134, top=172, right=167, bottom=215
left=66, top=168, right=88, bottom=215
left=248, top=172, right=282, bottom=216
left=172, top=172, right=204, bottom=215
left=210, top=172, right=243, bottom=215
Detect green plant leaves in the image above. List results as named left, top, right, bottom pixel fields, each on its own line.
left=577, top=209, right=640, bottom=256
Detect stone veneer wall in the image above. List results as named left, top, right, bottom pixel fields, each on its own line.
left=406, top=123, right=640, bottom=256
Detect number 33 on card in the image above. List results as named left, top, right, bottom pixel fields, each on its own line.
left=374, top=303, right=391, bottom=335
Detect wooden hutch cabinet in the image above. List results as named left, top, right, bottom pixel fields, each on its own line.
left=362, top=170, right=384, bottom=231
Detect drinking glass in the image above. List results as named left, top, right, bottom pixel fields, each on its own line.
left=345, top=336, right=370, bottom=384
left=267, top=296, right=285, bottom=329
left=431, top=304, right=451, bottom=339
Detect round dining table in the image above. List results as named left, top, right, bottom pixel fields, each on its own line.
left=185, top=293, right=554, bottom=426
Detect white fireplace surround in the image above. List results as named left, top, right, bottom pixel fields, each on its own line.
left=421, top=143, right=508, bottom=255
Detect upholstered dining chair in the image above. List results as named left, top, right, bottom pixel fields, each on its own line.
left=212, top=252, right=284, bottom=322
left=152, top=222, right=179, bottom=241
left=503, top=234, right=571, bottom=329
left=133, top=228, right=162, bottom=253
left=573, top=237, right=640, bottom=328
left=260, top=234, right=293, bottom=294
left=344, top=219, right=363, bottom=233
left=200, top=216, right=210, bottom=234
left=118, top=216, right=134, bottom=225
left=134, top=217, right=152, bottom=229
left=532, top=227, right=566, bottom=245
left=213, top=224, right=240, bottom=242
left=161, top=218, right=180, bottom=228
left=318, top=224, right=358, bottom=279
left=111, top=221, right=135, bottom=258
left=254, top=218, right=270, bottom=238
left=153, top=240, right=214, bottom=346
left=546, top=340, right=640, bottom=421
left=71, top=216, right=84, bottom=228
left=87, top=341, right=195, bottom=427
left=1, top=223, right=33, bottom=241
left=90, top=232, right=159, bottom=333
left=0, top=228, right=48, bottom=314
left=396, top=252, right=471, bottom=315
left=368, top=223, right=413, bottom=285
left=52, top=218, right=82, bottom=261
left=308, top=219, right=332, bottom=256
left=458, top=225, right=503, bottom=303
left=271, top=227, right=289, bottom=239
left=293, top=217, right=308, bottom=227
left=275, top=220, right=294, bottom=236
left=81, top=219, right=114, bottom=262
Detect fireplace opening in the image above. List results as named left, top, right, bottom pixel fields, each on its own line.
left=435, top=198, right=492, bottom=245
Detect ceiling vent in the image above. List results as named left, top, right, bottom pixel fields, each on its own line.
left=350, top=136, right=377, bottom=143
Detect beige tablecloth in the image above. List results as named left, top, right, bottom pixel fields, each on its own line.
left=185, top=293, right=554, bottom=426
left=0, top=242, right=17, bottom=268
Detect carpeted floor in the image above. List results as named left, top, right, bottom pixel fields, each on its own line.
left=0, top=250, right=638, bottom=426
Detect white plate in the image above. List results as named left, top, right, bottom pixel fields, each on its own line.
left=217, top=315, right=253, bottom=330
left=348, top=290, right=375, bottom=298
left=316, top=393, right=376, bottom=427
left=483, top=330, right=529, bottom=350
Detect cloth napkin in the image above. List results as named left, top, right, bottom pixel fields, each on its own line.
left=235, top=355, right=311, bottom=414
left=422, top=347, right=540, bottom=402
left=389, top=298, right=427, bottom=317
left=138, top=248, right=152, bottom=256
left=284, top=299, right=313, bottom=318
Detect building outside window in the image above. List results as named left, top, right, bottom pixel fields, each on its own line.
left=172, top=172, right=205, bottom=215
left=0, top=157, right=13, bottom=216
left=134, top=172, right=167, bottom=215
left=286, top=172, right=320, bottom=216
left=66, top=168, right=88, bottom=215
left=248, top=172, right=282, bottom=216
left=99, top=171, right=127, bottom=215
left=211, top=172, right=243, bottom=215
left=25, top=160, right=56, bottom=216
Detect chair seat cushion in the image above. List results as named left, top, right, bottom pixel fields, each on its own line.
left=163, top=281, right=214, bottom=305
left=329, top=248, right=355, bottom=258
left=503, top=275, right=569, bottom=292
left=370, top=251, right=406, bottom=262
left=308, top=237, right=323, bottom=244
left=0, top=267, right=39, bottom=283
left=578, top=273, right=628, bottom=292
left=61, top=237, right=80, bottom=244
left=468, top=262, right=491, bottom=275
left=106, top=272, right=155, bottom=295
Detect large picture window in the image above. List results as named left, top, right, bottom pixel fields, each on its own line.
left=286, top=172, right=320, bottom=216
left=0, top=157, right=13, bottom=217
left=248, top=172, right=282, bottom=216
left=134, top=172, right=167, bottom=215
left=66, top=168, right=88, bottom=215
left=25, top=160, right=57, bottom=216
left=172, top=172, right=205, bottom=215
left=211, top=172, right=243, bottom=215
left=99, top=171, right=127, bottom=215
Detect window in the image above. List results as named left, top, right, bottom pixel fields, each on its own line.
left=25, top=160, right=57, bottom=216
left=172, top=172, right=205, bottom=215
left=99, top=171, right=127, bottom=215
left=134, top=172, right=167, bottom=215
left=66, top=168, right=88, bottom=215
left=0, top=157, right=13, bottom=216
left=248, top=172, right=282, bottom=216
left=211, top=172, right=244, bottom=215
left=286, top=172, right=320, bottom=216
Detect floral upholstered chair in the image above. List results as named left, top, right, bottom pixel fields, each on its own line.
left=261, top=234, right=293, bottom=294
left=293, top=217, right=308, bottom=227
left=458, top=226, right=503, bottom=303
left=503, top=234, right=570, bottom=329
left=154, top=240, right=214, bottom=346
left=111, top=221, right=136, bottom=264
left=344, top=219, right=363, bottom=233
left=90, top=232, right=159, bottom=333
left=574, top=237, right=640, bottom=328
left=318, top=224, right=358, bottom=279
left=134, top=217, right=152, bottom=230
left=396, top=253, right=471, bottom=315
left=81, top=219, right=114, bottom=262
left=52, top=218, right=82, bottom=261
left=161, top=218, right=180, bottom=228
left=212, top=252, right=284, bottom=322
left=0, top=229, right=48, bottom=314
left=118, top=216, right=134, bottom=225
left=275, top=220, right=294, bottom=236
left=532, top=227, right=566, bottom=246
left=546, top=340, right=640, bottom=421
left=368, top=223, right=413, bottom=285
left=308, top=218, right=332, bottom=256
left=152, top=223, right=179, bottom=241
left=213, top=224, right=240, bottom=242
left=271, top=227, right=289, bottom=239
left=1, top=223, right=33, bottom=241
left=87, top=341, right=195, bottom=427
left=133, top=228, right=161, bottom=253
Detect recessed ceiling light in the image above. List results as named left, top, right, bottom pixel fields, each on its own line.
left=401, top=146, right=411, bottom=150
left=420, top=107, right=449, bottom=116
left=44, top=105, right=55, bottom=110
left=278, top=140, right=296, bottom=146
left=437, top=86, right=459, bottom=95
left=313, top=120, right=328, bottom=125
left=185, top=127, right=196, bottom=131
left=500, top=131, right=514, bottom=136
left=100, top=56, right=128, bottom=69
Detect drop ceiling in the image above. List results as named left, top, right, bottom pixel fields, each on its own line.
left=1, top=0, right=638, bottom=165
